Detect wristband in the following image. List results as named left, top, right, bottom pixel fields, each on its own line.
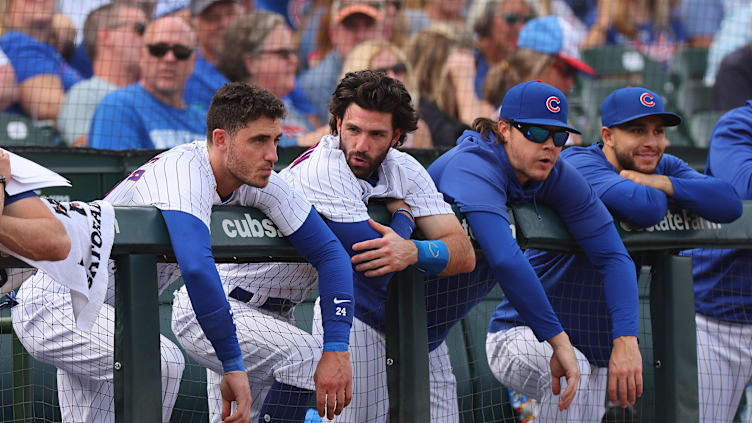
left=393, top=208, right=414, bottom=223
left=323, top=342, right=349, bottom=352
left=390, top=210, right=415, bottom=239
left=412, top=239, right=449, bottom=275
left=222, top=355, right=245, bottom=373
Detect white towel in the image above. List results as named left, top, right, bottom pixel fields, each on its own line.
left=1, top=148, right=71, bottom=195
left=1, top=199, right=116, bottom=331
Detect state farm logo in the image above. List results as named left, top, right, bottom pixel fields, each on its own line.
left=619, top=209, right=721, bottom=233
left=222, top=214, right=283, bottom=238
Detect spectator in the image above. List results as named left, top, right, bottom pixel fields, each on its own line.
left=58, top=4, right=147, bottom=147
left=704, top=1, right=751, bottom=86
left=340, top=39, right=432, bottom=147
left=711, top=43, right=752, bottom=113
left=218, top=11, right=317, bottom=147
left=0, top=0, right=82, bottom=122
left=677, top=0, right=724, bottom=48
left=298, top=0, right=385, bottom=124
left=183, top=0, right=244, bottom=113
left=406, top=23, right=495, bottom=147
left=467, top=0, right=536, bottom=97
left=0, top=49, right=18, bottom=112
left=583, top=0, right=686, bottom=67
left=88, top=16, right=205, bottom=150
left=50, top=12, right=78, bottom=62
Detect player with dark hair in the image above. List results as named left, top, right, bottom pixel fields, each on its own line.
left=280, top=70, right=475, bottom=422
left=12, top=82, right=353, bottom=423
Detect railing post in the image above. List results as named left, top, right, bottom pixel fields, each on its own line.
left=649, top=252, right=699, bottom=422
left=0, top=316, right=33, bottom=423
left=114, top=254, right=162, bottom=423
left=385, top=266, right=430, bottom=422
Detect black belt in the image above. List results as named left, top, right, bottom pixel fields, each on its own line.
left=228, top=287, right=295, bottom=315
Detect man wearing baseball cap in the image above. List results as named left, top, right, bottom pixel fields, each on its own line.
left=298, top=0, right=384, bottom=123
left=511, top=86, right=741, bottom=419
left=184, top=0, right=244, bottom=112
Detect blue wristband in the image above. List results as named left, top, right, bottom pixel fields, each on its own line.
left=222, top=355, right=245, bottom=373
left=412, top=239, right=449, bottom=275
left=323, top=342, right=349, bottom=352
left=390, top=210, right=415, bottom=240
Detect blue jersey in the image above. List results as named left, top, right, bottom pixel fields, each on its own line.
left=0, top=31, right=82, bottom=115
left=89, top=83, right=206, bottom=150
left=519, top=142, right=741, bottom=365
left=184, top=53, right=228, bottom=116
left=685, top=102, right=752, bottom=324
left=427, top=130, right=637, bottom=356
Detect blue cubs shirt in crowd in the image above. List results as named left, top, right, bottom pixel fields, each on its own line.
left=0, top=31, right=82, bottom=115
left=89, top=83, right=206, bottom=150
left=184, top=53, right=228, bottom=115
left=684, top=102, right=752, bottom=324
left=427, top=130, right=637, bottom=354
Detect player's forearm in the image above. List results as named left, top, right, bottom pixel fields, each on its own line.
left=670, top=176, right=743, bottom=223
left=436, top=230, right=475, bottom=276
left=0, top=214, right=70, bottom=261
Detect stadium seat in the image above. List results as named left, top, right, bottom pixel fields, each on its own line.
left=666, top=125, right=695, bottom=147
left=671, top=48, right=709, bottom=85
left=579, top=79, right=631, bottom=119
left=0, top=113, right=57, bottom=147
left=676, top=81, right=712, bottom=118
left=688, top=111, right=724, bottom=148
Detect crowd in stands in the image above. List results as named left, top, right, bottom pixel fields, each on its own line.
left=0, top=0, right=749, bottom=150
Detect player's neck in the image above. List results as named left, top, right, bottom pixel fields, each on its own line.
left=208, top=145, right=241, bottom=197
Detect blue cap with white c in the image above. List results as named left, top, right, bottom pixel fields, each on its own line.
left=499, top=80, right=582, bottom=134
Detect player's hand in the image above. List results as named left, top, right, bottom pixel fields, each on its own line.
left=547, top=331, right=580, bottom=411
left=608, top=335, right=643, bottom=408
left=351, top=219, right=417, bottom=277
left=314, top=350, right=353, bottom=420
left=219, top=371, right=251, bottom=423
left=619, top=170, right=674, bottom=196
left=0, top=150, right=11, bottom=182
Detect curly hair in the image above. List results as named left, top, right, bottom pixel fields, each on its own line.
left=206, top=82, right=286, bottom=143
left=328, top=70, right=418, bottom=147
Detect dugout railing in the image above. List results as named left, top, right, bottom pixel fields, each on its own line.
left=5, top=200, right=748, bottom=422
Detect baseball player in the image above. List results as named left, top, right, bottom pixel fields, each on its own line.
left=486, top=86, right=741, bottom=421
left=428, top=80, right=643, bottom=418
left=12, top=82, right=338, bottom=423
left=682, top=100, right=752, bottom=422
left=285, top=70, right=476, bottom=422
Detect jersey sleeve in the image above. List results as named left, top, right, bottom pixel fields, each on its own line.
left=283, top=148, right=369, bottom=223
left=541, top=161, right=639, bottom=339
left=394, top=154, right=454, bottom=217
left=89, top=91, right=148, bottom=150
left=707, top=108, right=752, bottom=198
left=237, top=172, right=312, bottom=236
left=660, top=154, right=742, bottom=223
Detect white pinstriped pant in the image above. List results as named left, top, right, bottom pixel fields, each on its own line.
left=11, top=272, right=185, bottom=423
left=312, top=299, right=459, bottom=422
left=486, top=326, right=608, bottom=422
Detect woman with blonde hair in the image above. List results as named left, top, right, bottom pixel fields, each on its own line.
left=340, top=39, right=432, bottom=147
left=406, top=23, right=496, bottom=147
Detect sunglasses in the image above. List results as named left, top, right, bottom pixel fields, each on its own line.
left=503, top=13, right=534, bottom=26
left=111, top=22, right=146, bottom=36
left=372, top=62, right=407, bottom=75
left=511, top=121, right=569, bottom=147
left=258, top=48, right=298, bottom=60
left=146, top=43, right=194, bottom=60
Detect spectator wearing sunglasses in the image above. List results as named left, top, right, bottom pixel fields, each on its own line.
left=467, top=0, right=536, bottom=97
left=217, top=11, right=322, bottom=148
left=183, top=0, right=243, bottom=114
left=0, top=0, right=82, bottom=123
left=89, top=16, right=205, bottom=150
left=57, top=4, right=147, bottom=147
left=340, top=39, right=433, bottom=147
left=429, top=80, right=642, bottom=418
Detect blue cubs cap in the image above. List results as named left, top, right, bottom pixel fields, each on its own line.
left=517, top=16, right=596, bottom=75
left=499, top=80, right=582, bottom=134
left=601, top=87, right=682, bottom=127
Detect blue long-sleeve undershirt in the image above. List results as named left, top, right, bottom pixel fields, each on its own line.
left=161, top=210, right=243, bottom=373
left=286, top=207, right=353, bottom=346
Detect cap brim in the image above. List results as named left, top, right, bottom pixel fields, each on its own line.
left=559, top=55, right=596, bottom=76
left=334, top=5, right=382, bottom=23
left=607, top=111, right=683, bottom=127
left=513, top=117, right=582, bottom=134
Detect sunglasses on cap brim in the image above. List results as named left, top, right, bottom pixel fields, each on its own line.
left=511, top=121, right=569, bottom=147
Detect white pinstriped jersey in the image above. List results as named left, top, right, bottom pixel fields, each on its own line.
left=101, top=141, right=311, bottom=301
left=281, top=134, right=453, bottom=222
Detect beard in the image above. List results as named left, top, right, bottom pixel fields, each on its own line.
left=614, top=146, right=662, bottom=174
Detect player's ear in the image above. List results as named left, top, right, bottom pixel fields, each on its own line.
left=601, top=126, right=613, bottom=147
left=391, top=129, right=402, bottom=147
left=336, top=117, right=342, bottom=134
left=212, top=128, right=228, bottom=149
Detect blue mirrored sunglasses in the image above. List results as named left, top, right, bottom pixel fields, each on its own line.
left=511, top=121, right=569, bottom=147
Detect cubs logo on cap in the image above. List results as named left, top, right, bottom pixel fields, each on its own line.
left=601, top=87, right=681, bottom=127
left=498, top=81, right=581, bottom=134
left=546, top=96, right=561, bottom=113
left=639, top=92, right=655, bottom=107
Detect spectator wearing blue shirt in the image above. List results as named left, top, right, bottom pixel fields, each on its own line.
left=683, top=101, right=752, bottom=423
left=183, top=0, right=243, bottom=114
left=516, top=86, right=742, bottom=421
left=89, top=17, right=206, bottom=150
left=0, top=0, right=82, bottom=122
